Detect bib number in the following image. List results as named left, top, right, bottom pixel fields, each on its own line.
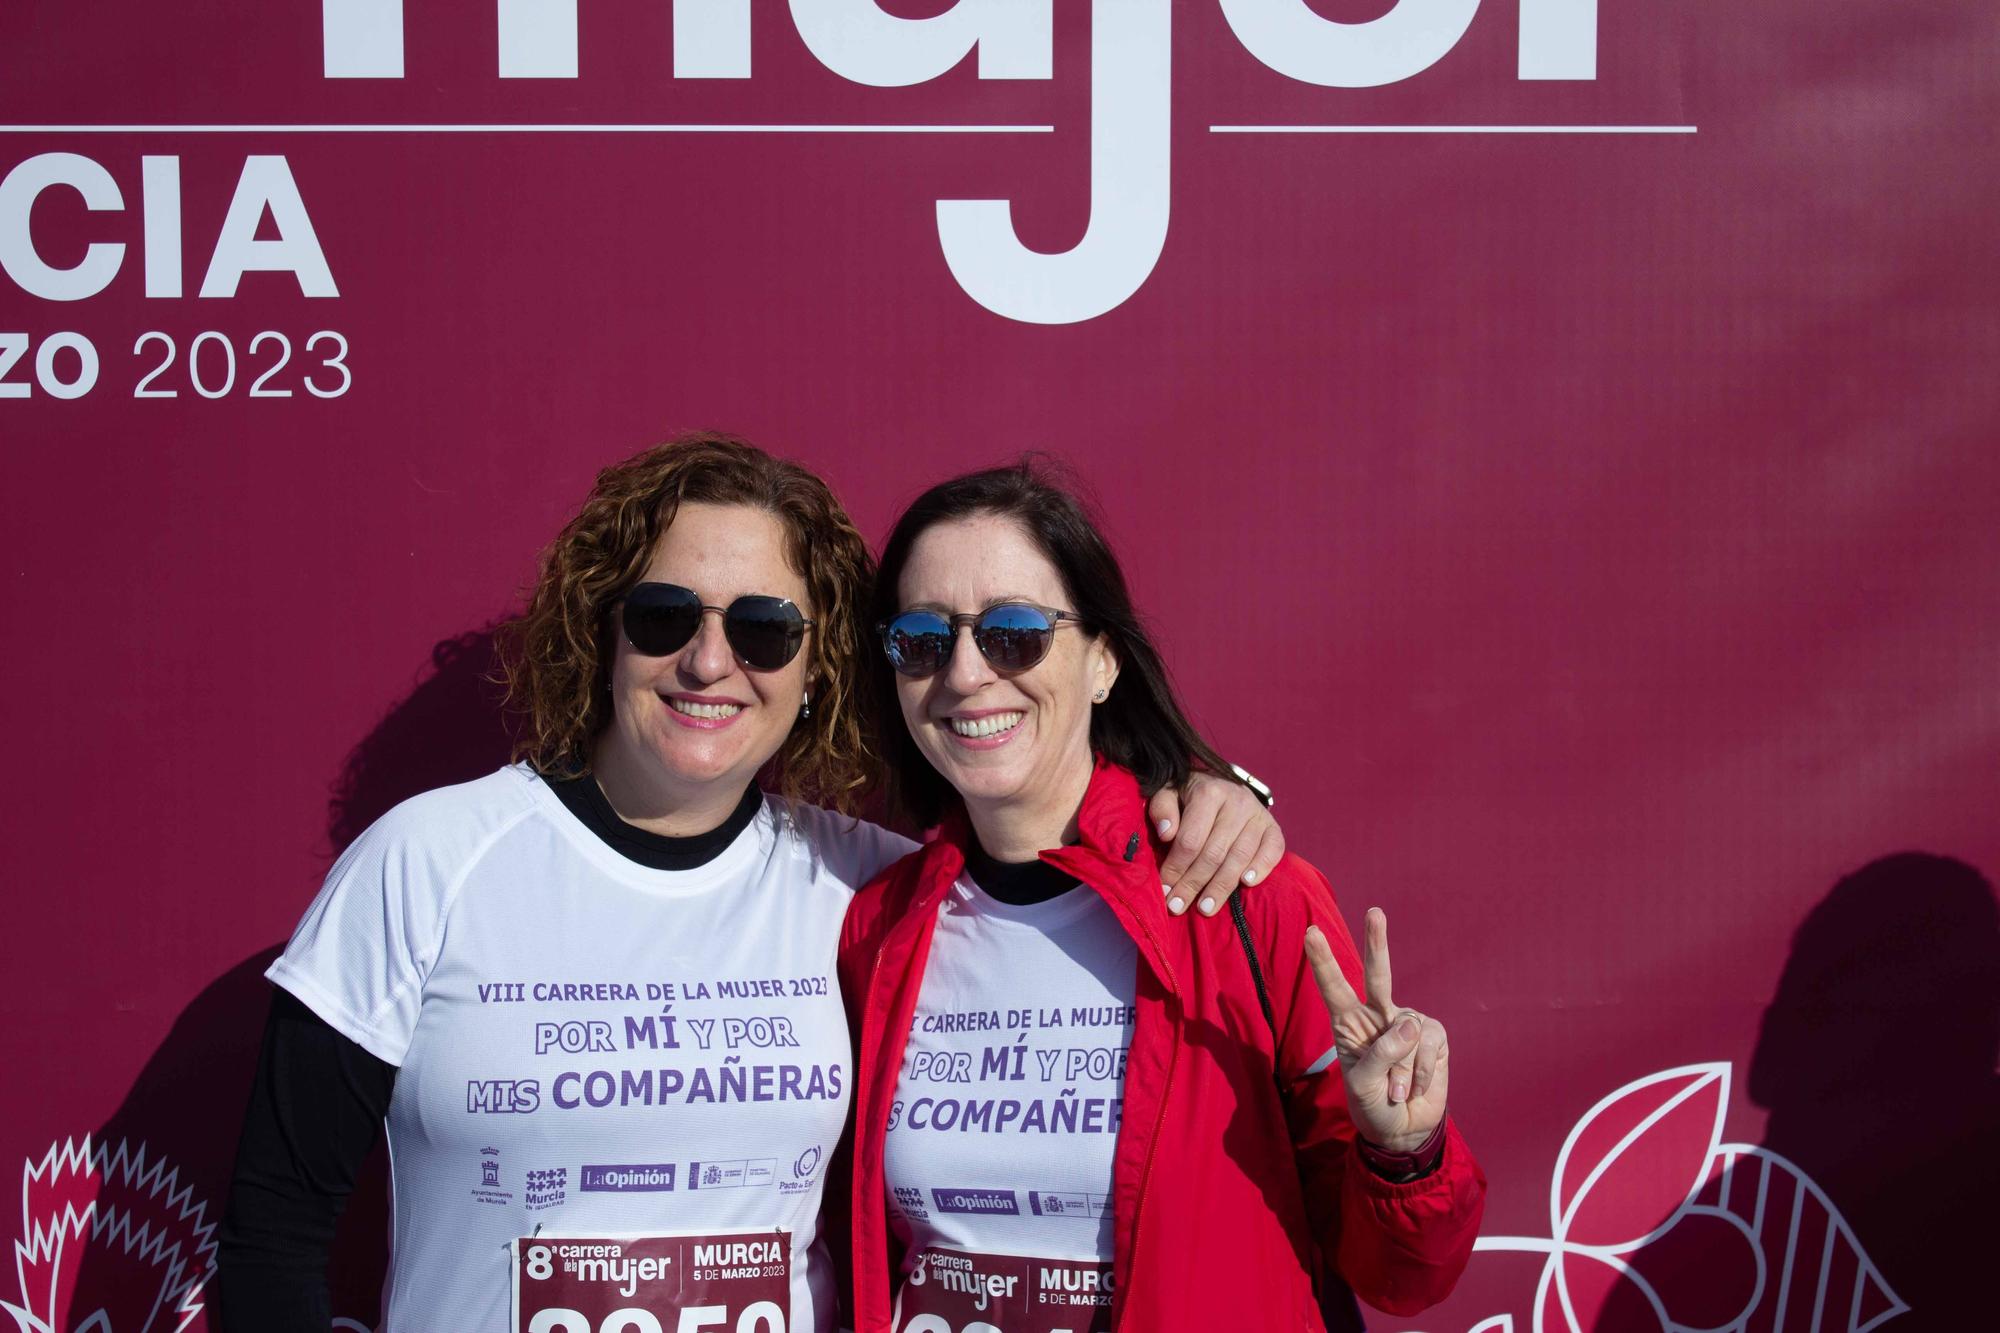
left=513, top=1232, right=790, bottom=1333
left=895, top=1247, right=1112, bottom=1333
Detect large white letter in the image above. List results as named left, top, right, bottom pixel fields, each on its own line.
left=1219, top=0, right=1479, bottom=87
left=200, top=158, right=339, bottom=299
left=0, top=154, right=125, bottom=302
left=676, top=0, right=751, bottom=78
left=142, top=156, right=182, bottom=299
left=788, top=0, right=1051, bottom=85
left=500, top=0, right=578, bottom=77
left=323, top=0, right=405, bottom=78
left=1519, top=0, right=1597, bottom=80
left=324, top=2, right=601, bottom=79
left=937, top=0, right=1167, bottom=324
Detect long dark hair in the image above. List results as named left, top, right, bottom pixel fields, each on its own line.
left=868, top=458, right=1238, bottom=827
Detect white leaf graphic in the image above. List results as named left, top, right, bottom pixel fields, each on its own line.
left=1423, top=1062, right=1912, bottom=1333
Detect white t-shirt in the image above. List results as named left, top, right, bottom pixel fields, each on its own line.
left=269, top=765, right=914, bottom=1333
left=882, top=876, right=1137, bottom=1331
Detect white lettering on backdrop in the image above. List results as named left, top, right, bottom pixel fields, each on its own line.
left=307, top=0, right=1600, bottom=324
left=0, top=5, right=1604, bottom=326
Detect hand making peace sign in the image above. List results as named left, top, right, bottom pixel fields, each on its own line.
left=1304, top=908, right=1449, bottom=1154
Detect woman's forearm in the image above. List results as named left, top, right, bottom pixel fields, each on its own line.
left=217, top=989, right=394, bottom=1331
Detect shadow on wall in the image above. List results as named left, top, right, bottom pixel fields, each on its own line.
left=1589, top=853, right=2000, bottom=1333
left=63, top=628, right=514, bottom=1331
left=327, top=626, right=518, bottom=853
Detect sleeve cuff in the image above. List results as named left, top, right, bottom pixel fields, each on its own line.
left=265, top=962, right=409, bottom=1069
left=1356, top=1115, right=1447, bottom=1182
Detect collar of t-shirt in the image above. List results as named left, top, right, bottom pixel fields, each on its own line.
left=545, top=772, right=763, bottom=870
left=963, top=842, right=1081, bottom=906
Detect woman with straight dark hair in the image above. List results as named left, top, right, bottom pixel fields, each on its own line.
left=839, top=460, right=1487, bottom=1331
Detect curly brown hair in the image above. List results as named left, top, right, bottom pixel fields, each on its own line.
left=498, top=432, right=878, bottom=811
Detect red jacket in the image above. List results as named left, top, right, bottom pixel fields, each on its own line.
left=837, top=759, right=1486, bottom=1330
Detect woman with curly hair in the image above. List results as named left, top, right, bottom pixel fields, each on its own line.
left=217, top=433, right=1283, bottom=1332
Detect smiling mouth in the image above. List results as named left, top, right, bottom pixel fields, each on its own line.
left=667, top=698, right=745, bottom=720
left=947, top=712, right=1023, bottom=739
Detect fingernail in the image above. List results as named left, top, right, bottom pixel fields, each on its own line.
left=1242, top=869, right=1259, bottom=885
left=1156, top=818, right=1172, bottom=836
left=1167, top=896, right=1188, bottom=916
left=1161, top=882, right=1173, bottom=897
left=1397, top=1018, right=1419, bottom=1041
left=1198, top=897, right=1217, bottom=917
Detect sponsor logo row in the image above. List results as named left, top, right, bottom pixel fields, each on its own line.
left=493, top=1146, right=826, bottom=1198
left=907, top=1187, right=1112, bottom=1219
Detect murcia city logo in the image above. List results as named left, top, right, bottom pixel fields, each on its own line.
left=1, top=1137, right=214, bottom=1333
left=470, top=1146, right=514, bottom=1208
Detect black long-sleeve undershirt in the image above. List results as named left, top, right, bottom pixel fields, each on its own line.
left=217, top=989, right=396, bottom=1329
left=216, top=776, right=762, bottom=1330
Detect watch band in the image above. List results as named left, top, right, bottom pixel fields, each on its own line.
left=1228, top=763, right=1274, bottom=809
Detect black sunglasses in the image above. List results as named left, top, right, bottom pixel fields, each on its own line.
left=878, top=603, right=1082, bottom=678
left=621, top=582, right=813, bottom=671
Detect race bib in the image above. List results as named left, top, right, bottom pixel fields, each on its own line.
left=894, top=1246, right=1114, bottom=1333
left=512, top=1231, right=791, bottom=1333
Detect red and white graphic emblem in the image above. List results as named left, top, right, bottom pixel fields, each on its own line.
left=3, top=1138, right=214, bottom=1333
left=2, top=1064, right=1906, bottom=1333
left=1411, top=1063, right=1907, bottom=1333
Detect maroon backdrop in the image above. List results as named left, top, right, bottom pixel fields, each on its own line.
left=2, top=3, right=1995, bottom=1331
